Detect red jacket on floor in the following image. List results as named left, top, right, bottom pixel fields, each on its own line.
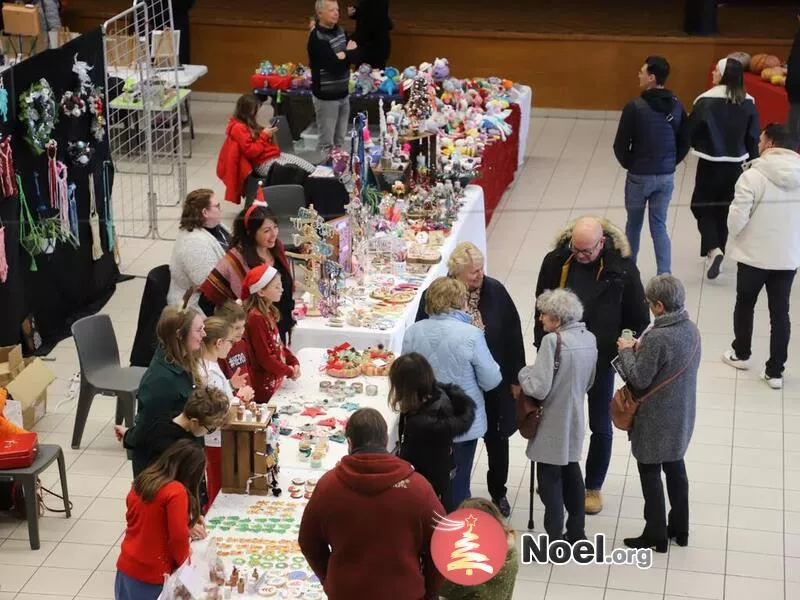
left=246, top=309, right=298, bottom=402
left=298, top=452, right=445, bottom=600
left=117, top=481, right=190, bottom=585
left=216, top=118, right=280, bottom=203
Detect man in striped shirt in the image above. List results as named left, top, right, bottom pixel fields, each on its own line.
left=308, top=0, right=359, bottom=153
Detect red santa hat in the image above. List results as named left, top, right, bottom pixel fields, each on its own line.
left=240, top=264, right=278, bottom=301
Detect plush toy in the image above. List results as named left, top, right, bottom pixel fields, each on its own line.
left=439, top=137, right=455, bottom=157
left=349, top=71, right=358, bottom=95
left=257, top=60, right=274, bottom=75
left=356, top=64, right=374, bottom=95
left=432, top=58, right=450, bottom=82
left=380, top=67, right=400, bottom=95
left=0, top=388, right=26, bottom=438
left=467, top=88, right=483, bottom=108
left=402, top=65, right=418, bottom=91
left=480, top=111, right=512, bottom=141
left=370, top=68, right=384, bottom=93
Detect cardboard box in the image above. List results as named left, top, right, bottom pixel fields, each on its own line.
left=2, top=4, right=42, bottom=37
left=0, top=344, right=23, bottom=387
left=6, top=357, right=56, bottom=431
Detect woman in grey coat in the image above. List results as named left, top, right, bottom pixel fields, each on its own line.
left=519, top=289, right=597, bottom=542
left=616, top=275, right=701, bottom=552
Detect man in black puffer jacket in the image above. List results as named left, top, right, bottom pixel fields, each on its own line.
left=534, top=217, right=650, bottom=517
left=614, top=56, right=689, bottom=276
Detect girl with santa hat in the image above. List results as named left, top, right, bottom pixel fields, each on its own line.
left=242, top=264, right=301, bottom=401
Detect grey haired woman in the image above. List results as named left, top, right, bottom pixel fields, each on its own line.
left=519, top=289, right=597, bottom=542
left=615, top=274, right=700, bottom=552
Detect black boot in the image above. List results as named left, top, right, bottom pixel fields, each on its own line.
left=668, top=526, right=689, bottom=547
left=623, top=535, right=668, bottom=553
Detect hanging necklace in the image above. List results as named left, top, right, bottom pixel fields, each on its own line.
left=0, top=78, right=8, bottom=123
left=0, top=136, right=17, bottom=198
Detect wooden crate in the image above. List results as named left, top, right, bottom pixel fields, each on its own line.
left=220, top=407, right=276, bottom=495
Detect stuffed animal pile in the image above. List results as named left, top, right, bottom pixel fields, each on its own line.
left=249, top=56, right=521, bottom=173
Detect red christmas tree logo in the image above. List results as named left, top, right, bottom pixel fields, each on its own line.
left=431, top=509, right=508, bottom=585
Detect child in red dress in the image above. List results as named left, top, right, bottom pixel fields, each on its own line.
left=241, top=265, right=301, bottom=402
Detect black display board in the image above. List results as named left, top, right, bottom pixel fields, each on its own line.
left=0, top=27, right=119, bottom=353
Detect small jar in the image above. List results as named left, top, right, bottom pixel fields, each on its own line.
left=350, top=382, right=364, bottom=394
left=366, top=384, right=378, bottom=396
left=236, top=405, right=245, bottom=421
left=319, top=381, right=331, bottom=392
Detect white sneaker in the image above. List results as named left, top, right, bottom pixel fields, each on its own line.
left=706, top=248, right=724, bottom=280
left=722, top=349, right=750, bottom=370
left=761, top=371, right=783, bottom=390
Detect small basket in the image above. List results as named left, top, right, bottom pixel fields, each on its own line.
left=325, top=365, right=361, bottom=379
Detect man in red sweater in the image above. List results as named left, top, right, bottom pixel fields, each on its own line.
left=299, top=408, right=445, bottom=600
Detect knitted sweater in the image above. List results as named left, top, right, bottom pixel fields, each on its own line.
left=167, top=227, right=227, bottom=312
left=440, top=540, right=519, bottom=600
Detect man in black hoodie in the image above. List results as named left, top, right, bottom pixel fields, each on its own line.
left=614, top=56, right=689, bottom=276
left=786, top=13, right=800, bottom=143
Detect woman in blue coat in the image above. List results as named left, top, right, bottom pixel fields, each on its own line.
left=404, top=276, right=502, bottom=510
left=416, top=242, right=525, bottom=517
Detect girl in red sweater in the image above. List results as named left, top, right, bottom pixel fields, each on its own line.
left=217, top=94, right=315, bottom=202
left=241, top=264, right=301, bottom=401
left=116, top=439, right=206, bottom=600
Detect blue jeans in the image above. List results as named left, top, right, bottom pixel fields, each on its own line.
left=449, top=439, right=479, bottom=511
left=624, top=173, right=675, bottom=275
left=115, top=571, right=163, bottom=600
left=585, top=364, right=615, bottom=491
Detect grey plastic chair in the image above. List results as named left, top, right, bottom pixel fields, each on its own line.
left=0, top=445, right=70, bottom=549
left=274, top=116, right=327, bottom=165
left=70, top=314, right=147, bottom=449
left=263, top=184, right=307, bottom=248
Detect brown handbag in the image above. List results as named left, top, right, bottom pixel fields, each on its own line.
left=611, top=333, right=700, bottom=431
left=516, top=331, right=561, bottom=440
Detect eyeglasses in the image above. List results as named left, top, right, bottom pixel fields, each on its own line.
left=203, top=424, right=218, bottom=435
left=569, top=239, right=602, bottom=257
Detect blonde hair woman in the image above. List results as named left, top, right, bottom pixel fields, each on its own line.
left=403, top=276, right=502, bottom=510
left=415, top=242, right=525, bottom=517
left=117, top=306, right=205, bottom=475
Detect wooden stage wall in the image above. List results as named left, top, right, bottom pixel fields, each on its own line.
left=64, top=16, right=791, bottom=111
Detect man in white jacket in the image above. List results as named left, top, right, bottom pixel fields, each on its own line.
left=722, top=124, right=800, bottom=389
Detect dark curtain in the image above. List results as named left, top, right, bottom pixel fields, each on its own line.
left=0, top=26, right=118, bottom=351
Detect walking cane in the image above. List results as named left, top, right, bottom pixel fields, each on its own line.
left=528, top=460, right=535, bottom=530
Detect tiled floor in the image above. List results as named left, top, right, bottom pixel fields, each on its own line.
left=1, top=100, right=799, bottom=599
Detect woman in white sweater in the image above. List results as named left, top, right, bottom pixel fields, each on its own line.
left=168, top=189, right=230, bottom=312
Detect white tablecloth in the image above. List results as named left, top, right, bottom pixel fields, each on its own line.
left=268, top=347, right=396, bottom=472
left=107, top=63, right=208, bottom=87
left=514, top=84, right=533, bottom=169
left=289, top=185, right=487, bottom=355
left=189, top=347, right=397, bottom=597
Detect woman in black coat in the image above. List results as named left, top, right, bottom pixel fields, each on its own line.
left=416, top=242, right=526, bottom=517
left=389, top=353, right=475, bottom=511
